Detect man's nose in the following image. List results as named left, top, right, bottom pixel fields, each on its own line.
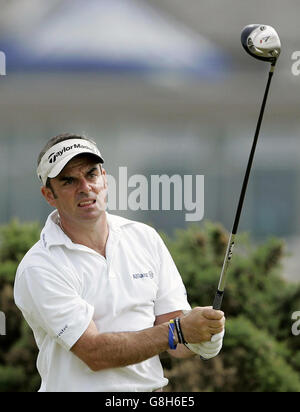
left=78, top=178, right=91, bottom=192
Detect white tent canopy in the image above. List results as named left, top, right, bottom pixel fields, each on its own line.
left=4, top=0, right=228, bottom=74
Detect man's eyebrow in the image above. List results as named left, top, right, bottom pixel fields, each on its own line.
left=58, top=166, right=99, bottom=181
left=58, top=175, right=74, bottom=182
left=87, top=166, right=99, bottom=174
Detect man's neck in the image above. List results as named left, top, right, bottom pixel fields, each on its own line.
left=58, top=213, right=109, bottom=257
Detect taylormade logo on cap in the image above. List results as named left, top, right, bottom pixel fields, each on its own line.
left=37, top=138, right=104, bottom=186
left=48, top=143, right=94, bottom=164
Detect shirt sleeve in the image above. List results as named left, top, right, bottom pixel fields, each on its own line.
left=14, top=265, right=94, bottom=351
left=152, top=231, right=191, bottom=316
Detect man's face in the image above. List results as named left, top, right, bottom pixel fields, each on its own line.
left=41, top=155, right=107, bottom=224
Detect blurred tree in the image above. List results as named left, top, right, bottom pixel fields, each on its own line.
left=0, top=219, right=299, bottom=392
left=161, top=223, right=300, bottom=392
left=0, top=220, right=40, bottom=392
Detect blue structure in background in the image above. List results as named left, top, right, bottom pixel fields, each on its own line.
left=0, top=0, right=229, bottom=76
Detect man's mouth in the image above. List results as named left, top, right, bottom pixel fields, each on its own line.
left=78, top=199, right=96, bottom=208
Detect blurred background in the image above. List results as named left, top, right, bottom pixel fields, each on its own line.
left=0, top=0, right=300, bottom=393
left=0, top=0, right=299, bottom=281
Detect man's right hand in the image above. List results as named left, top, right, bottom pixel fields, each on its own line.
left=180, top=306, right=225, bottom=343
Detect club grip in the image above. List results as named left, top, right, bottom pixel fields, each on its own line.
left=213, top=290, right=224, bottom=310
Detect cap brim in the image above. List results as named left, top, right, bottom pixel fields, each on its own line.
left=47, top=152, right=104, bottom=179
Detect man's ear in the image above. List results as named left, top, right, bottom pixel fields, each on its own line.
left=41, top=185, right=57, bottom=208
left=101, top=167, right=108, bottom=188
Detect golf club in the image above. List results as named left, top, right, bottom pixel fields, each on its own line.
left=212, top=24, right=281, bottom=310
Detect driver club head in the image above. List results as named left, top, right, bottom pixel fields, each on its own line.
left=241, top=24, right=281, bottom=65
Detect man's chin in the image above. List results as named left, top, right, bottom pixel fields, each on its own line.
left=76, top=205, right=106, bottom=221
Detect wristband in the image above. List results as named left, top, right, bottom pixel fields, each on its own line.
left=168, top=320, right=177, bottom=350
left=174, top=317, right=187, bottom=344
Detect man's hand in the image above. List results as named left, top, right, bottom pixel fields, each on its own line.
left=180, top=306, right=225, bottom=343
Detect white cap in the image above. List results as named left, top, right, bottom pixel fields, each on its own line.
left=37, top=138, right=104, bottom=186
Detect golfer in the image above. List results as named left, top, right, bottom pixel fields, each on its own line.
left=14, top=133, right=225, bottom=392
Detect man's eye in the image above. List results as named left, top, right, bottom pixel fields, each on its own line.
left=63, top=178, right=73, bottom=185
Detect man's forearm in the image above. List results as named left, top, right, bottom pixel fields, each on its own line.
left=72, top=307, right=225, bottom=370
left=81, top=322, right=171, bottom=371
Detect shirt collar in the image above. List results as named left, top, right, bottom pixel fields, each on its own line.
left=40, top=210, right=134, bottom=250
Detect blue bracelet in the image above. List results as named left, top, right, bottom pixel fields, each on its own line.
left=168, top=320, right=177, bottom=350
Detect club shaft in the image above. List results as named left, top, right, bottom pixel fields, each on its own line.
left=232, top=67, right=274, bottom=236
left=213, top=65, right=275, bottom=310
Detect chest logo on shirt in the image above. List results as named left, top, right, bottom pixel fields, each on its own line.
left=132, top=270, right=154, bottom=280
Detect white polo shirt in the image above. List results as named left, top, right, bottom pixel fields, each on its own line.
left=14, top=210, right=191, bottom=392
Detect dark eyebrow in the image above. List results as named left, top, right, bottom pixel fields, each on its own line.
left=58, top=175, right=74, bottom=182
left=58, top=166, right=99, bottom=181
left=87, top=166, right=99, bottom=174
